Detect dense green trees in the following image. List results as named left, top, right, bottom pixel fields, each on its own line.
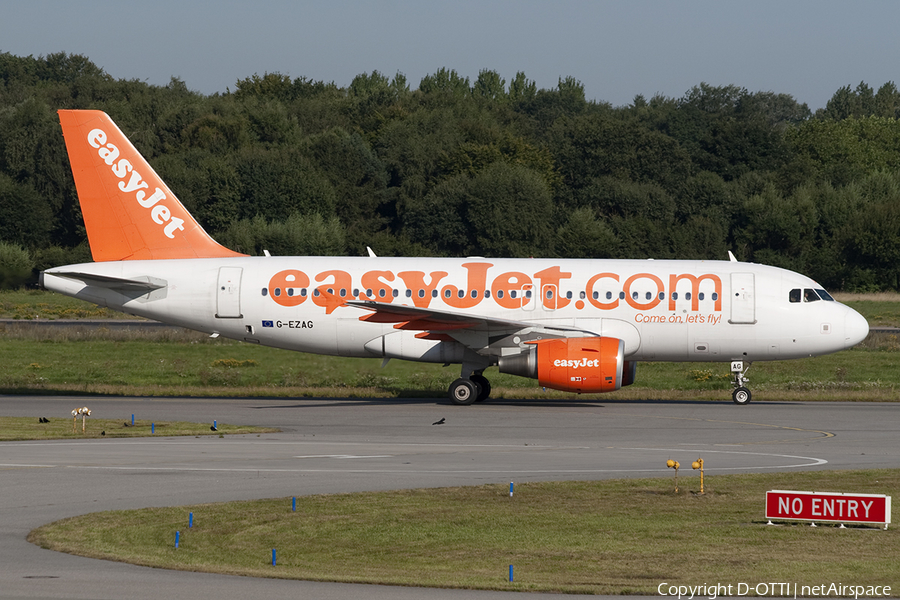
left=2, top=51, right=900, bottom=290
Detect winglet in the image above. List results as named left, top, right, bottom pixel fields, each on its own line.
left=728, top=251, right=738, bottom=262
left=58, top=110, right=246, bottom=261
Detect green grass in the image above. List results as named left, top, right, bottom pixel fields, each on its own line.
left=1, top=329, right=898, bottom=401
left=28, top=470, right=900, bottom=594
left=836, top=292, right=900, bottom=327
left=844, top=301, right=900, bottom=328
left=0, top=329, right=457, bottom=397
left=0, top=417, right=277, bottom=441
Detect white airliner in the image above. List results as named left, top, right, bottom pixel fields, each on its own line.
left=41, top=110, right=870, bottom=405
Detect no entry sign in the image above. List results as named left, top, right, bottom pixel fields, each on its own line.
left=766, top=490, right=891, bottom=528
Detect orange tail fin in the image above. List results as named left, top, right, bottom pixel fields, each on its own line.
left=58, top=110, right=246, bottom=261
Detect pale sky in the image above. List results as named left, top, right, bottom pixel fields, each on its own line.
left=3, top=0, right=899, bottom=109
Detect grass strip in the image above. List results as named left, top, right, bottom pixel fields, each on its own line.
left=0, top=417, right=277, bottom=441
left=3, top=290, right=900, bottom=401
left=28, top=470, right=899, bottom=594
left=1, top=333, right=897, bottom=401
left=0, top=289, right=139, bottom=320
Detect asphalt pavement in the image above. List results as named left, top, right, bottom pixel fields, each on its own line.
left=1, top=395, right=898, bottom=599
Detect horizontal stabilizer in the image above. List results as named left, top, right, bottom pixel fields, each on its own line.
left=45, top=271, right=166, bottom=293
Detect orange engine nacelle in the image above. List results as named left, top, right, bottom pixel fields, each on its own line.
left=498, top=337, right=633, bottom=393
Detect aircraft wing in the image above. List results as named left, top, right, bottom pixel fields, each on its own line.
left=346, top=300, right=537, bottom=330
left=345, top=300, right=598, bottom=349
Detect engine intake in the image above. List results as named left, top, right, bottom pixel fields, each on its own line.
left=499, top=337, right=632, bottom=393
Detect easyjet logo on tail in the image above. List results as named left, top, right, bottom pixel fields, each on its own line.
left=87, top=129, right=185, bottom=239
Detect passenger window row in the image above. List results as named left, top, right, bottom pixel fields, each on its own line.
left=262, top=287, right=721, bottom=303
left=590, top=291, right=719, bottom=301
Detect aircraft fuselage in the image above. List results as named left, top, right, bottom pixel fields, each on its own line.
left=42, top=256, right=868, bottom=365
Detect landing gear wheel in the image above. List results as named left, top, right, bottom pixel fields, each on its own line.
left=471, top=380, right=483, bottom=401
left=732, top=387, right=751, bottom=405
left=470, top=374, right=491, bottom=402
left=449, top=378, right=478, bottom=405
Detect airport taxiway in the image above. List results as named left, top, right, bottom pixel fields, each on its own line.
left=1, top=395, right=897, bottom=599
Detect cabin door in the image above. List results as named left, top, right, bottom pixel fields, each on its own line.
left=216, top=267, right=243, bottom=318
left=729, top=273, right=756, bottom=324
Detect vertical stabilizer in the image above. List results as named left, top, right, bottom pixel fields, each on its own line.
left=58, top=110, right=245, bottom=261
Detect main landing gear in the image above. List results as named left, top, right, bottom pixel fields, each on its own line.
left=448, top=372, right=491, bottom=405
left=730, top=360, right=752, bottom=405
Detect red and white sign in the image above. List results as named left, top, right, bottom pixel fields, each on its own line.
left=766, top=490, right=891, bottom=526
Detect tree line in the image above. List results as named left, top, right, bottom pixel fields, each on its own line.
left=2, top=52, right=900, bottom=291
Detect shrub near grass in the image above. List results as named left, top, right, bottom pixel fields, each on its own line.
left=0, top=243, right=33, bottom=290
left=0, top=289, right=128, bottom=319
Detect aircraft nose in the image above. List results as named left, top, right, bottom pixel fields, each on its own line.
left=844, top=307, right=869, bottom=348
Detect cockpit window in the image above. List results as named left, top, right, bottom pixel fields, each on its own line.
left=791, top=287, right=835, bottom=303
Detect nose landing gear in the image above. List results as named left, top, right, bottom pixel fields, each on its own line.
left=730, top=360, right=751, bottom=405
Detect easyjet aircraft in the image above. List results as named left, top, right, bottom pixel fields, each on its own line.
left=41, top=110, right=870, bottom=405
